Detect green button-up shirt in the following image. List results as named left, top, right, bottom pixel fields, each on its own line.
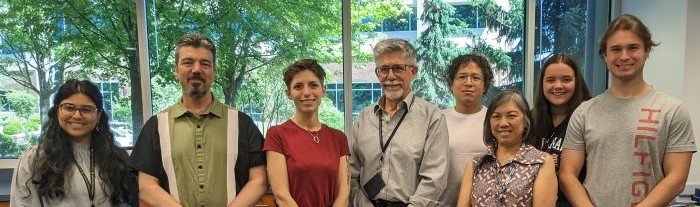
left=168, top=100, right=229, bottom=207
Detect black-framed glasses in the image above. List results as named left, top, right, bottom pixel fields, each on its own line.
left=375, top=64, right=414, bottom=76
left=59, top=103, right=99, bottom=118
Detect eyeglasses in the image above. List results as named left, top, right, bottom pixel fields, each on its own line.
left=59, top=103, right=99, bottom=118
left=454, top=74, right=484, bottom=84
left=375, top=64, right=414, bottom=76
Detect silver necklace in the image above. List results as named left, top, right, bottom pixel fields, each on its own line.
left=308, top=130, right=320, bottom=144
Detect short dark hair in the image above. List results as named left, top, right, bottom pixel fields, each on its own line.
left=599, top=14, right=659, bottom=58
left=175, top=33, right=216, bottom=67
left=531, top=53, right=592, bottom=149
left=445, top=54, right=494, bottom=95
left=483, top=90, right=534, bottom=148
left=283, top=59, right=326, bottom=88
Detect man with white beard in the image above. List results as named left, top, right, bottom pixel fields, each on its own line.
left=349, top=38, right=449, bottom=207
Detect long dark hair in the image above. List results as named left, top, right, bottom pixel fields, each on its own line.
left=532, top=53, right=592, bottom=149
left=28, top=79, right=131, bottom=204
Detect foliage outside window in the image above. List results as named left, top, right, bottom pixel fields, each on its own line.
left=0, top=0, right=605, bottom=158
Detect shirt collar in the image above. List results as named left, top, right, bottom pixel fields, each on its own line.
left=483, top=144, right=539, bottom=165
left=373, top=91, right=416, bottom=116
left=172, top=96, right=226, bottom=118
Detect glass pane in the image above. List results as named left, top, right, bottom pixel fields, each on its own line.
left=535, top=0, right=608, bottom=95
left=146, top=1, right=344, bottom=134
left=352, top=0, right=525, bottom=115
left=0, top=0, right=139, bottom=157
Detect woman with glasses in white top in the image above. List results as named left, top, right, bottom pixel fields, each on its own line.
left=11, top=79, right=135, bottom=207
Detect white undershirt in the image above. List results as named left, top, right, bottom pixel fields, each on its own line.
left=439, top=106, right=488, bottom=206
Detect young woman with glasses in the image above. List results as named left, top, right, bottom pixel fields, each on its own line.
left=10, top=79, right=135, bottom=206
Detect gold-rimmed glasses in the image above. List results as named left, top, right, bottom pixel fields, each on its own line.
left=58, top=103, right=99, bottom=119
left=454, top=73, right=484, bottom=84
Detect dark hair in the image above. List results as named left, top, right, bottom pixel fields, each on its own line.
left=175, top=33, right=216, bottom=67
left=532, top=53, right=592, bottom=149
left=283, top=59, right=327, bottom=88
left=29, top=79, right=132, bottom=204
left=445, top=54, right=494, bottom=95
left=483, top=90, right=534, bottom=148
left=598, top=14, right=659, bottom=58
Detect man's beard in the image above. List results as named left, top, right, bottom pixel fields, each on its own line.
left=382, top=80, right=407, bottom=101
left=186, top=85, right=207, bottom=99
left=184, top=75, right=208, bottom=99
left=384, top=88, right=405, bottom=101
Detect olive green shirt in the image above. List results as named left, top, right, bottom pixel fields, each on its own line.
left=130, top=98, right=266, bottom=207
left=168, top=100, right=229, bottom=206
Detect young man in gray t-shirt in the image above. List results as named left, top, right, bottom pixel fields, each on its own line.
left=559, top=14, right=696, bottom=207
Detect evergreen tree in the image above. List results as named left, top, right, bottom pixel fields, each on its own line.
left=413, top=0, right=459, bottom=108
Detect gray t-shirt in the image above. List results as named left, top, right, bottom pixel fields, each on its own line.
left=563, top=88, right=696, bottom=206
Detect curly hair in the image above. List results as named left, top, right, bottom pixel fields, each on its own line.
left=28, top=79, right=132, bottom=204
left=445, top=53, right=494, bottom=95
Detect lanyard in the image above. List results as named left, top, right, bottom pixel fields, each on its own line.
left=377, top=96, right=414, bottom=161
left=75, top=149, right=95, bottom=207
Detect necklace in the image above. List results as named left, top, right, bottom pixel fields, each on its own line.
left=308, top=130, right=320, bottom=145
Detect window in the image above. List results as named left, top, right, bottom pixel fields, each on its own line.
left=375, top=7, right=418, bottom=32
left=0, top=1, right=140, bottom=158
left=146, top=0, right=345, bottom=132
left=0, top=0, right=611, bottom=159
left=535, top=0, right=609, bottom=95
left=353, top=0, right=526, bottom=112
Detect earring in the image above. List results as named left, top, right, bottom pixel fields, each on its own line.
left=95, top=126, right=100, bottom=132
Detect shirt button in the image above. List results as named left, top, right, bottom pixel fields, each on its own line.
left=197, top=144, right=202, bottom=149
left=199, top=185, right=204, bottom=189
left=197, top=125, right=201, bottom=128
left=198, top=165, right=203, bottom=169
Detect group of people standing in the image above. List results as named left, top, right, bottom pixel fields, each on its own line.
left=9, top=14, right=695, bottom=207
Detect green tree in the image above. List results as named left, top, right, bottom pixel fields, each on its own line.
left=472, top=0, right=525, bottom=86
left=351, top=0, right=409, bottom=63
left=147, top=1, right=342, bottom=107
left=0, top=0, right=76, bottom=123
left=0, top=133, right=21, bottom=158
left=535, top=0, right=586, bottom=74
left=319, top=97, right=344, bottom=130
left=56, top=0, right=143, bottom=136
left=146, top=0, right=404, bottom=129
left=6, top=90, right=38, bottom=120
left=413, top=0, right=459, bottom=108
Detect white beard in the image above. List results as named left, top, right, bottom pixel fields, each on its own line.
left=384, top=89, right=405, bottom=101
